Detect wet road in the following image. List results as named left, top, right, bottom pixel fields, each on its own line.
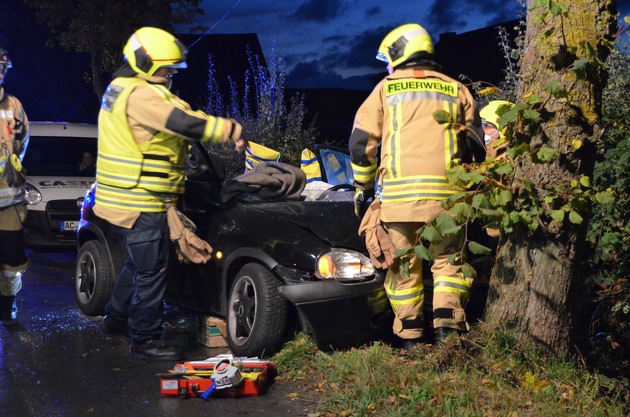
left=0, top=250, right=316, bottom=417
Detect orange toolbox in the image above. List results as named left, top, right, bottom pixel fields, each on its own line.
left=159, top=355, right=275, bottom=399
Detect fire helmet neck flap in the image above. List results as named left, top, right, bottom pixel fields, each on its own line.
left=123, top=27, right=188, bottom=76
left=376, top=23, right=434, bottom=68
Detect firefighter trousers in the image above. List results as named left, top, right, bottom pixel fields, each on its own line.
left=105, top=212, right=170, bottom=344
left=0, top=204, right=29, bottom=296
left=383, top=221, right=472, bottom=339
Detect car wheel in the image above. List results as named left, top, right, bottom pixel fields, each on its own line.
left=75, top=240, right=115, bottom=316
left=227, top=263, right=288, bottom=357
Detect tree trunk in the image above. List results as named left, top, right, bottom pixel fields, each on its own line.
left=484, top=0, right=617, bottom=352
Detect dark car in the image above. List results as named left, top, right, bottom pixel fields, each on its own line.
left=74, top=142, right=393, bottom=357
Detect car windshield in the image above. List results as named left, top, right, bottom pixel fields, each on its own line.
left=22, top=135, right=97, bottom=177
left=319, top=147, right=354, bottom=186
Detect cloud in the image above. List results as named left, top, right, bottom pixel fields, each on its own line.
left=285, top=60, right=375, bottom=90
left=425, top=0, right=467, bottom=34
left=364, top=6, right=382, bottom=18
left=289, top=0, right=348, bottom=23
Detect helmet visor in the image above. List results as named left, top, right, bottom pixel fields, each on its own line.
left=375, top=51, right=389, bottom=62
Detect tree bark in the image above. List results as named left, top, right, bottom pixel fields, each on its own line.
left=484, top=0, right=617, bottom=352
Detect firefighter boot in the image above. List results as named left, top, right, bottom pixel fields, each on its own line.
left=434, top=327, right=462, bottom=345
left=99, top=315, right=130, bottom=342
left=0, top=295, right=17, bottom=321
left=401, top=337, right=422, bottom=352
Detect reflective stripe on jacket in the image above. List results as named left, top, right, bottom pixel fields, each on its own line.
left=97, top=77, right=186, bottom=198
left=349, top=67, right=484, bottom=223
left=300, top=148, right=322, bottom=183
left=0, top=89, right=29, bottom=208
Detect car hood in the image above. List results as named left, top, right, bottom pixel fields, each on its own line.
left=244, top=199, right=364, bottom=250
left=26, top=175, right=95, bottom=211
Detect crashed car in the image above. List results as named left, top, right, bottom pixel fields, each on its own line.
left=74, top=142, right=393, bottom=357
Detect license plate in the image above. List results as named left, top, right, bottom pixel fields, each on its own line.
left=61, top=221, right=78, bottom=231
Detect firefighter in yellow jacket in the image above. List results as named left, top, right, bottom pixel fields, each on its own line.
left=349, top=24, right=485, bottom=350
left=0, top=48, right=30, bottom=322
left=96, top=27, right=246, bottom=361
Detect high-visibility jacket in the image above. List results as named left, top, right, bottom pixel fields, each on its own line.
left=245, top=141, right=281, bottom=171
left=300, top=148, right=322, bottom=183
left=95, top=73, right=238, bottom=216
left=349, top=66, right=485, bottom=223
left=0, top=88, right=29, bottom=208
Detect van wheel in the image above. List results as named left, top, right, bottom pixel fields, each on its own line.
left=75, top=240, right=115, bottom=316
left=227, top=263, right=288, bottom=357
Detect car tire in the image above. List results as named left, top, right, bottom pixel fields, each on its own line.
left=227, top=263, right=288, bottom=357
left=75, top=240, right=115, bottom=316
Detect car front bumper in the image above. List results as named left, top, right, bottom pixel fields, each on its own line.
left=278, top=272, right=393, bottom=351
left=23, top=206, right=80, bottom=249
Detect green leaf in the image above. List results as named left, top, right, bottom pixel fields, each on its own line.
left=495, top=162, right=514, bottom=175
left=499, top=105, right=520, bottom=129
left=570, top=58, right=589, bottom=73
left=451, top=202, right=472, bottom=219
left=468, top=241, right=493, bottom=255
left=433, top=110, right=453, bottom=124
left=472, top=193, right=489, bottom=209
left=435, top=212, right=458, bottom=233
left=579, top=176, right=591, bottom=188
left=499, top=189, right=513, bottom=206
left=447, top=253, right=459, bottom=265
left=446, top=165, right=467, bottom=186
left=544, top=194, right=558, bottom=204
left=533, top=146, right=560, bottom=163
left=552, top=210, right=565, bottom=223
left=594, top=191, right=615, bottom=204
left=400, top=258, right=410, bottom=277
left=509, top=142, right=530, bottom=158
left=569, top=210, right=583, bottom=224
left=525, top=94, right=540, bottom=105
left=522, top=108, right=541, bottom=123
left=421, top=226, right=443, bottom=243
left=543, top=80, right=568, bottom=98
left=583, top=41, right=596, bottom=58
left=394, top=247, right=413, bottom=257
left=549, top=2, right=568, bottom=15
left=462, top=263, right=477, bottom=279
left=442, top=226, right=463, bottom=236
left=625, top=16, right=630, bottom=24
left=414, top=244, right=433, bottom=262
left=480, top=208, right=502, bottom=217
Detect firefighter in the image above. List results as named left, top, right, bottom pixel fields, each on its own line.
left=348, top=24, right=485, bottom=350
left=96, top=27, right=246, bottom=361
left=480, top=100, right=513, bottom=160
left=0, top=47, right=30, bottom=322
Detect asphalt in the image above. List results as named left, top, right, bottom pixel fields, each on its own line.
left=0, top=250, right=318, bottom=417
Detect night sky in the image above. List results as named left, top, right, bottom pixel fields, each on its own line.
left=190, top=0, right=630, bottom=89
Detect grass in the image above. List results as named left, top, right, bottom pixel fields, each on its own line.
left=272, top=323, right=628, bottom=417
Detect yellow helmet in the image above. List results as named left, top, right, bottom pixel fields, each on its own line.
left=480, top=100, right=514, bottom=140
left=376, top=24, right=434, bottom=68
left=123, top=27, right=187, bottom=76
left=480, top=100, right=514, bottom=127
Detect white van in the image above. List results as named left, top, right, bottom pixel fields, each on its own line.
left=21, top=122, right=98, bottom=249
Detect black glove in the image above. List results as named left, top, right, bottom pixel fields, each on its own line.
left=354, top=188, right=375, bottom=218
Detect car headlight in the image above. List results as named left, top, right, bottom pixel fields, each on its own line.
left=315, top=248, right=374, bottom=282
left=24, top=182, right=42, bottom=205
